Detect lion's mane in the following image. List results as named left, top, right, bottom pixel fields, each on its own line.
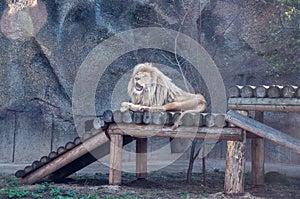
left=128, top=63, right=187, bottom=107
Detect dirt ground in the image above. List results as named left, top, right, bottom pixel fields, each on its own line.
left=1, top=170, right=300, bottom=199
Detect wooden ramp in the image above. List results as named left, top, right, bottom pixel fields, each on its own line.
left=226, top=110, right=300, bottom=155
left=16, top=129, right=134, bottom=184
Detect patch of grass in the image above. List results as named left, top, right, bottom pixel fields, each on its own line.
left=50, top=186, right=63, bottom=196
left=8, top=189, right=29, bottom=198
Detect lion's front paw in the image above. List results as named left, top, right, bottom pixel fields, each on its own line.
left=120, top=102, right=130, bottom=112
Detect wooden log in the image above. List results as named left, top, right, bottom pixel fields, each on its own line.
left=32, top=161, right=42, bottom=170
left=214, top=114, right=227, bottom=128
left=15, top=170, right=26, bottom=178
left=228, top=86, right=242, bottom=98
left=204, top=113, right=215, bottom=127
left=109, top=134, right=123, bottom=185
left=132, top=112, right=143, bottom=124
left=267, top=85, right=282, bottom=98
left=40, top=156, right=50, bottom=164
left=48, top=151, right=58, bottom=159
left=122, top=110, right=133, bottom=124
left=109, top=124, right=243, bottom=141
left=251, top=111, right=264, bottom=186
left=57, top=147, right=66, bottom=155
left=224, top=131, right=246, bottom=194
left=225, top=110, right=300, bottom=155
left=103, top=110, right=113, bottom=123
left=19, top=130, right=108, bottom=184
left=204, top=113, right=226, bottom=128
left=48, top=136, right=134, bottom=181
left=182, top=113, right=196, bottom=126
left=73, top=137, right=82, bottom=145
left=197, top=113, right=204, bottom=127
left=65, top=142, right=75, bottom=150
left=168, top=112, right=182, bottom=126
left=24, top=166, right=33, bottom=174
left=93, top=118, right=104, bottom=130
left=113, top=110, right=123, bottom=123
left=164, top=112, right=174, bottom=126
left=296, top=87, right=300, bottom=98
left=152, top=112, right=167, bottom=125
left=136, top=138, right=147, bottom=179
left=282, top=85, right=296, bottom=98
left=228, top=98, right=300, bottom=112
left=241, top=85, right=254, bottom=98
left=143, top=112, right=152, bottom=124
left=254, top=85, right=268, bottom=98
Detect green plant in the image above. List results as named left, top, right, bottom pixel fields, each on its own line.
left=49, top=187, right=63, bottom=196
left=8, top=189, right=29, bottom=198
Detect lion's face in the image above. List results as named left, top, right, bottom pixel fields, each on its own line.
left=133, top=71, right=152, bottom=94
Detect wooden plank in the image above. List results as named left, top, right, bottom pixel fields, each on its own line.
left=225, top=110, right=300, bottom=155
left=0, top=111, right=15, bottom=163
left=19, top=130, right=108, bottom=184
left=224, top=131, right=246, bottom=194
left=136, top=138, right=147, bottom=179
left=251, top=111, right=264, bottom=186
left=109, top=124, right=243, bottom=141
left=48, top=136, right=134, bottom=181
left=109, top=134, right=123, bottom=185
left=228, top=98, right=300, bottom=112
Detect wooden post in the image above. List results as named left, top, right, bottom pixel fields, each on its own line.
left=224, top=130, right=246, bottom=194
left=251, top=111, right=264, bottom=186
left=136, top=138, right=147, bottom=179
left=109, top=134, right=123, bottom=185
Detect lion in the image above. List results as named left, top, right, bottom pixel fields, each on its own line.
left=121, top=63, right=207, bottom=129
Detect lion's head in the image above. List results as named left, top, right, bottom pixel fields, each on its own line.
left=128, top=63, right=182, bottom=107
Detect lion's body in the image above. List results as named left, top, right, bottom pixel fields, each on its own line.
left=121, top=63, right=207, bottom=129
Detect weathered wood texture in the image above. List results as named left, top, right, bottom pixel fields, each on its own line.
left=109, top=134, right=123, bottom=185
left=251, top=111, right=264, bottom=186
left=224, top=131, right=246, bottom=194
left=228, top=85, right=300, bottom=98
left=136, top=138, right=147, bottom=179
left=109, top=124, right=243, bottom=141
left=19, top=130, right=108, bottom=184
left=225, top=110, right=300, bottom=155
left=228, top=98, right=300, bottom=112
left=113, top=111, right=227, bottom=127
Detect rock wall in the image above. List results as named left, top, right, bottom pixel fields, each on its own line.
left=0, top=0, right=299, bottom=164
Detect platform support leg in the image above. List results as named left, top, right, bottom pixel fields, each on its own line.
left=252, top=111, right=264, bottom=186
left=109, top=134, right=123, bottom=185
left=136, top=138, right=147, bottom=179
left=224, top=130, right=246, bottom=194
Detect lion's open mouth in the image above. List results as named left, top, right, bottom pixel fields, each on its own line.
left=135, top=83, right=143, bottom=91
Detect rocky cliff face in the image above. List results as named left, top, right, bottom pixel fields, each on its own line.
left=0, top=0, right=299, bottom=163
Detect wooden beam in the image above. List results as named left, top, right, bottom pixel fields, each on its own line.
left=228, top=98, right=300, bottom=112
left=225, top=110, right=300, bottom=155
left=109, top=124, right=243, bottom=141
left=224, top=131, right=246, bottom=194
left=109, top=134, right=123, bottom=185
left=136, top=138, right=147, bottom=179
left=19, top=130, right=108, bottom=184
left=251, top=111, right=264, bottom=186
